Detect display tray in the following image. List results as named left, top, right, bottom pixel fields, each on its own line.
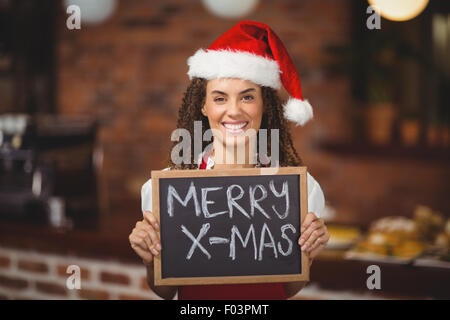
left=344, top=250, right=416, bottom=264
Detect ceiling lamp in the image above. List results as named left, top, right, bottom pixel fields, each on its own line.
left=368, top=0, right=429, bottom=22
left=64, top=0, right=118, bottom=25
left=202, top=0, right=259, bottom=19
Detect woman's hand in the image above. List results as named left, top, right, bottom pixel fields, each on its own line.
left=129, top=211, right=162, bottom=266
left=130, top=212, right=177, bottom=300
left=298, top=212, right=330, bottom=262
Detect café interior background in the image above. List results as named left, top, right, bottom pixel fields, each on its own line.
left=0, top=0, right=449, bottom=300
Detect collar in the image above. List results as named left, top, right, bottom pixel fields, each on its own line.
left=197, top=149, right=265, bottom=170
left=198, top=149, right=214, bottom=170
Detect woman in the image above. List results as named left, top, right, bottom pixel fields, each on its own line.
left=129, top=21, right=329, bottom=300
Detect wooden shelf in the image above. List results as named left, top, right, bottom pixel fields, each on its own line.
left=319, top=141, right=450, bottom=164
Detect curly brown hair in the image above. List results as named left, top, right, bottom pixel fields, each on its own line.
left=167, top=77, right=302, bottom=169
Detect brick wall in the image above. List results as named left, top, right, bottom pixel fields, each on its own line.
left=0, top=247, right=160, bottom=300
left=56, top=0, right=448, bottom=226
left=1, top=246, right=411, bottom=300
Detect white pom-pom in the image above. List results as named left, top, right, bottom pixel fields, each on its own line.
left=283, top=97, right=313, bottom=126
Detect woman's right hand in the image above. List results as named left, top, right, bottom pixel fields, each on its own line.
left=129, top=211, right=161, bottom=266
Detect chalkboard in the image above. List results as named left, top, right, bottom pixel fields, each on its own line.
left=151, top=167, right=309, bottom=286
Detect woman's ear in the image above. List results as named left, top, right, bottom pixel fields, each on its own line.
left=201, top=104, right=207, bottom=117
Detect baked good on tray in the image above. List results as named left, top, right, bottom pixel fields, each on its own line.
left=347, top=206, right=448, bottom=262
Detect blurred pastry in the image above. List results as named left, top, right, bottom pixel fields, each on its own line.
left=351, top=216, right=425, bottom=259
left=433, top=219, right=449, bottom=252
left=434, top=233, right=449, bottom=249
left=371, top=216, right=417, bottom=238
left=392, top=240, right=425, bottom=258
left=413, top=205, right=445, bottom=242
left=326, top=225, right=361, bottom=249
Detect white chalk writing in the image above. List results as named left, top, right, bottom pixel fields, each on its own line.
left=202, top=187, right=228, bottom=218
left=269, top=180, right=289, bottom=219
left=259, top=223, right=278, bottom=261
left=181, top=223, right=211, bottom=260
left=277, top=224, right=296, bottom=256
left=168, top=182, right=201, bottom=217
left=230, top=224, right=257, bottom=261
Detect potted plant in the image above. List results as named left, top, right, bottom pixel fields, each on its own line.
left=325, top=30, right=423, bottom=146
left=365, top=49, right=397, bottom=146
left=400, top=111, right=420, bottom=147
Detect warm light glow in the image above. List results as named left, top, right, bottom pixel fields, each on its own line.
left=64, top=0, right=118, bottom=25
left=202, top=0, right=259, bottom=19
left=368, top=0, right=429, bottom=21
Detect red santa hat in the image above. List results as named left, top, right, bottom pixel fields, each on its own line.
left=187, top=20, right=313, bottom=126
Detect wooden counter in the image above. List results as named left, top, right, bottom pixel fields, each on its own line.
left=310, top=250, right=450, bottom=299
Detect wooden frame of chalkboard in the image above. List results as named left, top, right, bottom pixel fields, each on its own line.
left=151, top=167, right=309, bottom=286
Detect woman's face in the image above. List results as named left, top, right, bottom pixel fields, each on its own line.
left=202, top=78, right=264, bottom=148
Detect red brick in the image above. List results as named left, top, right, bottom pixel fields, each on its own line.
left=141, top=277, right=149, bottom=290
left=17, top=260, right=48, bottom=274
left=100, top=271, right=130, bottom=285
left=0, top=275, right=28, bottom=290
left=78, top=288, right=109, bottom=300
left=0, top=256, right=10, bottom=268
left=35, top=281, right=67, bottom=296
left=56, top=264, right=90, bottom=280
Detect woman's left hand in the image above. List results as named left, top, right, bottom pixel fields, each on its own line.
left=298, top=212, right=330, bottom=262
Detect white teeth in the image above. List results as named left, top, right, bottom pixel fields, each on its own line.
left=223, top=122, right=247, bottom=130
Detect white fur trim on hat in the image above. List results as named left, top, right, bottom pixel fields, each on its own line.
left=283, top=97, right=313, bottom=126
left=187, top=49, right=282, bottom=89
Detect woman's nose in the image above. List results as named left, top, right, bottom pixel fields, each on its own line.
left=226, top=99, right=242, bottom=117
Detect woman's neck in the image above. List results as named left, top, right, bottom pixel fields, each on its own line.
left=211, top=140, right=257, bottom=169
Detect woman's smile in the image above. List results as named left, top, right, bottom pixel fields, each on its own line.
left=221, top=120, right=249, bottom=135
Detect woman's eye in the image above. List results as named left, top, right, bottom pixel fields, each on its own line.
left=214, top=97, right=225, bottom=102
left=242, top=95, right=254, bottom=101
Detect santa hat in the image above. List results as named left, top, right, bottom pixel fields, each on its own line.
left=187, top=20, right=313, bottom=126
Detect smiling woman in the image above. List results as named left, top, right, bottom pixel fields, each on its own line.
left=129, top=20, right=328, bottom=300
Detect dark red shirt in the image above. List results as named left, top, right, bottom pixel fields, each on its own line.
left=179, top=283, right=286, bottom=300
left=177, top=156, right=287, bottom=300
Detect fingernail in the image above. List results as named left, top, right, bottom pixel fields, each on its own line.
left=299, top=238, right=305, bottom=246
left=156, top=243, right=161, bottom=250
left=155, top=223, right=159, bottom=229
